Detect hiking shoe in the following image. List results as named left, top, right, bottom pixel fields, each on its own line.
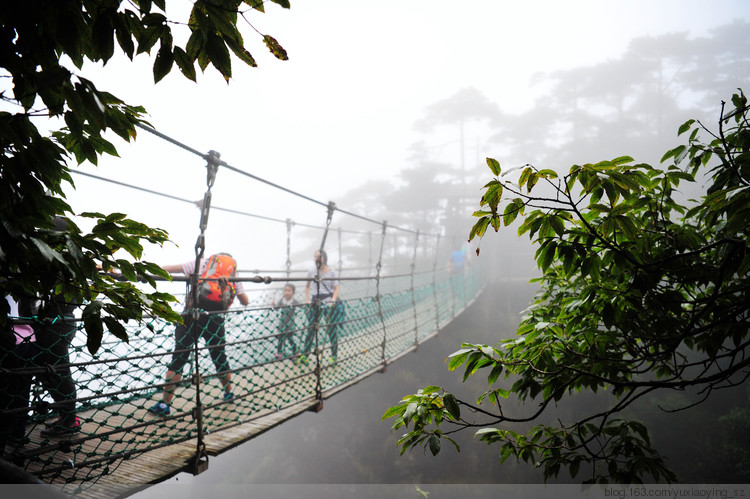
left=148, top=401, right=170, bottom=415
left=222, top=391, right=234, bottom=402
left=296, top=355, right=308, bottom=366
left=40, top=417, right=81, bottom=438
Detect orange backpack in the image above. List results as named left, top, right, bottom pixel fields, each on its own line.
left=194, top=253, right=237, bottom=311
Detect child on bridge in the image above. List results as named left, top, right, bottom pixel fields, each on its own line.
left=271, top=283, right=300, bottom=360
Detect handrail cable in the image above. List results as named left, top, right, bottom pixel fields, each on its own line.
left=135, top=122, right=438, bottom=237
left=69, top=170, right=366, bottom=234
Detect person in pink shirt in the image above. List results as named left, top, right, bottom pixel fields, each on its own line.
left=1, top=296, right=39, bottom=458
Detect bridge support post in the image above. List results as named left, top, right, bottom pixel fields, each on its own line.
left=433, top=234, right=441, bottom=330
left=186, top=149, right=221, bottom=478
left=375, top=221, right=388, bottom=366
left=410, top=230, right=420, bottom=346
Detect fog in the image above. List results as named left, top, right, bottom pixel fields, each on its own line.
left=44, top=0, right=750, bottom=493
left=61, top=0, right=749, bottom=271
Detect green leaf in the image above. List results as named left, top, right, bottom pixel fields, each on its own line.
left=678, top=119, right=695, bottom=136
left=475, top=427, right=500, bottom=437
left=382, top=403, right=408, bottom=421
left=138, top=0, right=153, bottom=15
left=487, top=363, right=503, bottom=387
left=137, top=24, right=162, bottom=55
left=403, top=402, right=418, bottom=421
left=92, top=9, right=116, bottom=62
left=469, top=216, right=491, bottom=242
left=422, top=385, right=441, bottom=395
left=226, top=36, right=258, bottom=67
left=103, top=316, right=128, bottom=342
left=244, top=0, right=265, bottom=12
left=83, top=301, right=105, bottom=355
left=503, top=200, right=521, bottom=226
left=548, top=214, right=566, bottom=236
left=173, top=46, right=197, bottom=81
left=204, top=32, right=232, bottom=79
left=518, top=167, right=533, bottom=187
left=263, top=35, right=288, bottom=60
left=428, top=435, right=441, bottom=456
left=675, top=145, right=689, bottom=164
left=611, top=156, right=634, bottom=165
left=526, top=173, right=540, bottom=193
left=31, top=237, right=64, bottom=264
left=486, top=157, right=502, bottom=176
left=536, top=169, right=558, bottom=179
left=203, top=2, right=242, bottom=42
left=443, top=393, right=460, bottom=420
left=615, top=216, right=640, bottom=241
left=536, top=240, right=557, bottom=271
left=482, top=184, right=504, bottom=210
left=448, top=349, right=472, bottom=370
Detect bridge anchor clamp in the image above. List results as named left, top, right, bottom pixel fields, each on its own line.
left=189, top=452, right=209, bottom=475
left=189, top=443, right=209, bottom=475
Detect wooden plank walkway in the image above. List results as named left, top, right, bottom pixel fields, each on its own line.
left=71, top=354, right=417, bottom=499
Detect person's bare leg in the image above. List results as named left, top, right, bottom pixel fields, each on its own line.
left=162, top=370, right=182, bottom=405
left=219, top=372, right=232, bottom=395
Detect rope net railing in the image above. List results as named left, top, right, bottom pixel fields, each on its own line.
left=2, top=266, right=483, bottom=492
left=1, top=123, right=486, bottom=493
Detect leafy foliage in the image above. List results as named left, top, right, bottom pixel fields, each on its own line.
left=0, top=1, right=289, bottom=352
left=384, top=91, right=750, bottom=483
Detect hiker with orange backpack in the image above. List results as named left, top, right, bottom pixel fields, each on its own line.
left=149, top=253, right=249, bottom=416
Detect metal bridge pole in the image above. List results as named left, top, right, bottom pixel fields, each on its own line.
left=188, top=149, right=221, bottom=475
left=285, top=218, right=293, bottom=280
left=311, top=201, right=336, bottom=410
left=432, top=233, right=441, bottom=331
left=337, top=227, right=343, bottom=277
left=449, top=236, right=457, bottom=319
left=410, top=230, right=420, bottom=347
left=367, top=231, right=373, bottom=298
left=375, top=221, right=388, bottom=370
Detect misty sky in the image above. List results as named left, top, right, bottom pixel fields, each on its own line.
left=58, top=0, right=750, bottom=271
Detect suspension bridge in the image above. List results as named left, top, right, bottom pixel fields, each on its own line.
left=1, top=124, right=486, bottom=497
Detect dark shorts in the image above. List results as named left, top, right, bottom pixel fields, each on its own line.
left=167, top=314, right=229, bottom=374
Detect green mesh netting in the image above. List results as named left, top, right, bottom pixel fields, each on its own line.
left=1, top=265, right=483, bottom=493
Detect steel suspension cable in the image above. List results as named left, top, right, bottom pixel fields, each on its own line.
left=134, top=122, right=439, bottom=237
left=136, top=121, right=208, bottom=159
left=71, top=170, right=372, bottom=235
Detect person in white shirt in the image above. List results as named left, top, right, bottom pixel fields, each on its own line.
left=298, top=250, right=344, bottom=365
